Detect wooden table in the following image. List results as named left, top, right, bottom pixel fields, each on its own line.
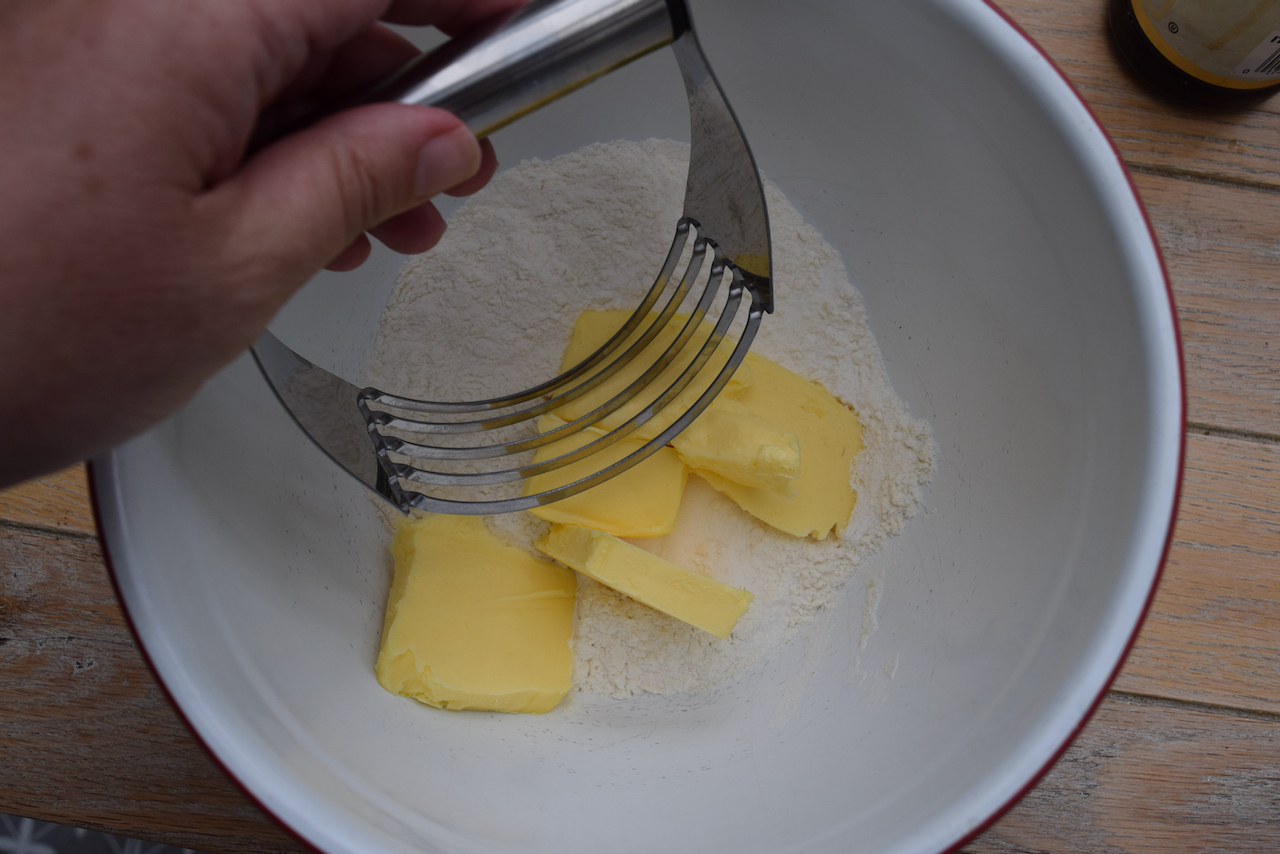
left=3, top=2, right=1279, bottom=851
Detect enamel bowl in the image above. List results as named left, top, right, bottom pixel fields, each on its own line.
left=94, top=1, right=1182, bottom=852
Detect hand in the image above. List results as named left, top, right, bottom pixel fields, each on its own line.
left=0, top=0, right=518, bottom=487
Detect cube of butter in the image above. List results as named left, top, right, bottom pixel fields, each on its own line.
left=671, top=396, right=800, bottom=491
left=375, top=515, right=576, bottom=714
left=523, top=415, right=687, bottom=538
left=697, top=352, right=862, bottom=539
left=552, top=310, right=754, bottom=442
left=536, top=523, right=752, bottom=639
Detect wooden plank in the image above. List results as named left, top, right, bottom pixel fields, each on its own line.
left=996, top=0, right=1280, bottom=188
left=0, top=528, right=302, bottom=854
left=968, top=693, right=1280, bottom=853
left=1137, top=172, right=1280, bottom=436
left=0, top=465, right=95, bottom=537
left=1115, top=431, right=1280, bottom=713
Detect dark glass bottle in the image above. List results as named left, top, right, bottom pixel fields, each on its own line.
left=1108, top=0, right=1280, bottom=109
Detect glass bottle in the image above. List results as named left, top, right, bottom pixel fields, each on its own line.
left=1108, top=0, right=1280, bottom=108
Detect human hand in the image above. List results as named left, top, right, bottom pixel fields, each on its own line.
left=0, top=0, right=519, bottom=487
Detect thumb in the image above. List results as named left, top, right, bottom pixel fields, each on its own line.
left=216, top=103, right=481, bottom=281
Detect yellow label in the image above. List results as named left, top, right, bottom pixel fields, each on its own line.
left=1131, top=0, right=1280, bottom=89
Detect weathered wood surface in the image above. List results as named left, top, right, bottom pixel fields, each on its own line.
left=3, top=1, right=1280, bottom=852
left=968, top=695, right=1280, bottom=853
left=1137, top=174, right=1280, bottom=436
left=0, top=467, right=95, bottom=537
left=0, top=501, right=304, bottom=854
left=1114, top=432, right=1280, bottom=715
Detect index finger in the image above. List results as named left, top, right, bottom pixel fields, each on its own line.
left=381, top=0, right=527, bottom=36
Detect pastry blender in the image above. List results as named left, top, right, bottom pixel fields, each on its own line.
left=252, top=0, right=772, bottom=513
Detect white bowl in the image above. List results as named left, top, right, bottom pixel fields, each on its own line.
left=94, top=1, right=1182, bottom=852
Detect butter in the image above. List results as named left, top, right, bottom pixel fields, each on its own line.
left=671, top=396, right=800, bottom=491
left=698, top=352, right=862, bottom=539
left=552, top=310, right=754, bottom=441
left=536, top=523, right=752, bottom=639
left=523, top=415, right=687, bottom=537
left=375, top=515, right=576, bottom=714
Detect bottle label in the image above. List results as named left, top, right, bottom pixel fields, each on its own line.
left=1235, top=29, right=1280, bottom=77
left=1131, top=0, right=1280, bottom=89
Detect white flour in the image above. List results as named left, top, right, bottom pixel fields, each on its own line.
left=367, top=139, right=936, bottom=699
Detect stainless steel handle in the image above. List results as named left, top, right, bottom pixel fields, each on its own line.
left=380, top=0, right=687, bottom=137
left=256, top=0, right=687, bottom=148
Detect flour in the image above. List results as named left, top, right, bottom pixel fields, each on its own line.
left=367, top=138, right=936, bottom=699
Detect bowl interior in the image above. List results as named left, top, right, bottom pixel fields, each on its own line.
left=97, top=1, right=1181, bottom=853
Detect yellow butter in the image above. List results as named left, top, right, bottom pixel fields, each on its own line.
left=523, top=415, right=687, bottom=537
left=375, top=515, right=576, bottom=714
left=698, top=352, right=862, bottom=539
left=536, top=523, right=752, bottom=639
left=671, top=396, right=800, bottom=491
left=552, top=310, right=754, bottom=442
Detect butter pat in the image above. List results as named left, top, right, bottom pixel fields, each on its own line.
left=553, top=310, right=754, bottom=441
left=376, top=515, right=576, bottom=714
left=536, top=523, right=752, bottom=639
left=523, top=415, right=687, bottom=537
left=699, top=352, right=862, bottom=539
left=671, top=397, right=800, bottom=491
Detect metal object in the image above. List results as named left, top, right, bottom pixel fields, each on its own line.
left=252, top=0, right=772, bottom=514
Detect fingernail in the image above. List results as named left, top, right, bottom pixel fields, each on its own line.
left=416, top=126, right=479, bottom=198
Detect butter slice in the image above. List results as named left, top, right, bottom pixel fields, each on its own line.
left=552, top=310, right=754, bottom=442
left=699, top=353, right=862, bottom=539
left=536, top=523, right=752, bottom=639
left=671, top=397, right=800, bottom=491
left=523, top=415, right=687, bottom=538
left=376, top=515, right=576, bottom=714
